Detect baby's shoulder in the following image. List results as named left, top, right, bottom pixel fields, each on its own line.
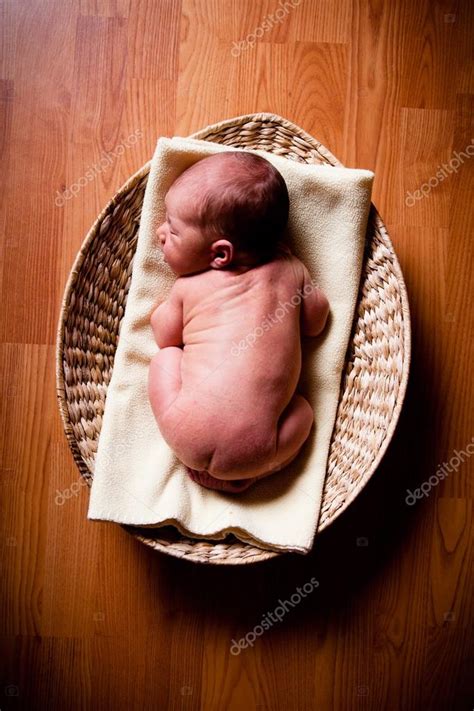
left=272, top=250, right=305, bottom=285
left=174, top=270, right=227, bottom=309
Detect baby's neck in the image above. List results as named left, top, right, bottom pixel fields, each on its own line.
left=231, top=249, right=272, bottom=270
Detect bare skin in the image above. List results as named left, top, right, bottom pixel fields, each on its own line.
left=148, top=171, right=330, bottom=493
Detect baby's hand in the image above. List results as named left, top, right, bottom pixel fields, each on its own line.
left=150, top=281, right=184, bottom=348
left=297, top=262, right=329, bottom=337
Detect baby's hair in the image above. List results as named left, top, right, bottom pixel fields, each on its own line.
left=171, top=151, right=289, bottom=261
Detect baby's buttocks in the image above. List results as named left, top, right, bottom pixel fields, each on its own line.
left=166, top=254, right=305, bottom=474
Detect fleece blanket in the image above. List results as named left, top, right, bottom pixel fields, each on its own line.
left=87, top=135, right=374, bottom=554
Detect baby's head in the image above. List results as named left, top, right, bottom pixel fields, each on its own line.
left=156, top=151, right=289, bottom=276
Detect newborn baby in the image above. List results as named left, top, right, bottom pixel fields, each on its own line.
left=148, top=151, right=329, bottom=493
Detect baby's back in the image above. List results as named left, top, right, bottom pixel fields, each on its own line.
left=168, top=252, right=306, bottom=471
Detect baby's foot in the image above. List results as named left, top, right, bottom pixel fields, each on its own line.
left=186, top=467, right=257, bottom=493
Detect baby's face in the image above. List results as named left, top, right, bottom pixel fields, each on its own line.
left=156, top=182, right=212, bottom=276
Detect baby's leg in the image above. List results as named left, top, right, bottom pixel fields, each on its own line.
left=187, top=468, right=258, bottom=493
left=238, top=392, right=313, bottom=483
left=147, top=347, right=183, bottom=426
left=187, top=392, right=314, bottom=493
left=187, top=444, right=305, bottom=493
left=270, top=392, right=314, bottom=473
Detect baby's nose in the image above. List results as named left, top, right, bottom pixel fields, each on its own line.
left=156, top=223, right=166, bottom=246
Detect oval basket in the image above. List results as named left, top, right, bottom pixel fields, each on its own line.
left=55, top=113, right=411, bottom=565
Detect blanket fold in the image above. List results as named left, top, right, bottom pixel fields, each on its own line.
left=87, top=134, right=374, bottom=554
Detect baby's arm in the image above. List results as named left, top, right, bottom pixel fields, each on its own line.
left=150, top=279, right=183, bottom=348
left=300, top=264, right=329, bottom=337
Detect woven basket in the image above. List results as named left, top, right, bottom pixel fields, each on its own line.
left=56, top=113, right=411, bottom=565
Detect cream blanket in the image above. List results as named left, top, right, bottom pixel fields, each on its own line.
left=87, top=135, right=374, bottom=554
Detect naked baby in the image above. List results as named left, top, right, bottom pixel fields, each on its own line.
left=148, top=151, right=330, bottom=493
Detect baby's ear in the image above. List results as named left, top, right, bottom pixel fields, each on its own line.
left=210, top=239, right=234, bottom=268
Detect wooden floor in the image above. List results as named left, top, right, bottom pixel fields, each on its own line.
left=1, top=0, right=473, bottom=709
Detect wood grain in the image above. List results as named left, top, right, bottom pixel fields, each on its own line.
left=1, top=0, right=473, bottom=709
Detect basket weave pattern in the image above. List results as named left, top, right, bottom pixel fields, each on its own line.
left=56, top=113, right=411, bottom=565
